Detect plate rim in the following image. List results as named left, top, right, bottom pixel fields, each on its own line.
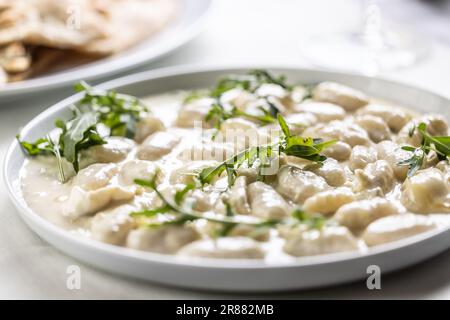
left=0, top=0, right=214, bottom=99
left=4, top=64, right=450, bottom=270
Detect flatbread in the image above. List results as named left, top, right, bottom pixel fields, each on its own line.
left=78, top=0, right=178, bottom=55
left=0, top=65, right=7, bottom=84
left=0, top=0, right=177, bottom=55
left=0, top=0, right=177, bottom=84
left=0, top=42, right=31, bottom=73
left=7, top=47, right=66, bottom=82
left=0, top=0, right=108, bottom=48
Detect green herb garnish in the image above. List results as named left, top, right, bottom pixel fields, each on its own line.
left=398, top=122, right=450, bottom=177
left=131, top=175, right=280, bottom=231
left=18, top=82, right=149, bottom=182
left=197, top=114, right=336, bottom=188
left=187, top=70, right=295, bottom=131
left=210, top=69, right=290, bottom=98
left=17, top=133, right=68, bottom=182
left=60, top=111, right=106, bottom=173
left=75, top=81, right=149, bottom=138
left=277, top=113, right=336, bottom=162
left=17, top=111, right=106, bottom=182
left=198, top=144, right=276, bottom=187
left=291, top=208, right=326, bottom=230
left=131, top=175, right=327, bottom=233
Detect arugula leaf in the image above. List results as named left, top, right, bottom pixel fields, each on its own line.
left=211, top=77, right=251, bottom=98
left=277, top=114, right=335, bottom=162
left=198, top=144, right=276, bottom=186
left=205, top=103, right=230, bottom=132
left=130, top=206, right=171, bottom=218
left=174, top=184, right=195, bottom=205
left=398, top=148, right=425, bottom=177
left=277, top=113, right=291, bottom=138
left=18, top=83, right=148, bottom=182
left=46, top=134, right=66, bottom=182
left=61, top=112, right=103, bottom=172
left=398, top=122, right=450, bottom=177
left=233, top=107, right=277, bottom=125
left=291, top=208, right=326, bottom=230
left=183, top=90, right=209, bottom=104
left=213, top=201, right=237, bottom=237
left=248, top=69, right=290, bottom=89
left=131, top=176, right=331, bottom=234
left=418, top=123, right=450, bottom=156
left=17, top=132, right=69, bottom=182
left=17, top=135, right=54, bottom=156
left=75, top=81, right=149, bottom=139
left=205, top=102, right=277, bottom=136
left=197, top=114, right=335, bottom=188
left=56, top=112, right=106, bottom=176
left=187, top=70, right=294, bottom=130
left=131, top=176, right=280, bottom=230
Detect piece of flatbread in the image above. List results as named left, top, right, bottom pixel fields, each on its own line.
left=78, top=0, right=178, bottom=55
left=6, top=47, right=66, bottom=82
left=0, top=42, right=31, bottom=73
left=0, top=0, right=177, bottom=84
left=0, top=0, right=177, bottom=55
left=0, top=65, right=7, bottom=84
left=0, top=0, right=107, bottom=48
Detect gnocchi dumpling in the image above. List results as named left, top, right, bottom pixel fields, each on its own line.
left=118, top=160, right=158, bottom=186
left=363, top=213, right=437, bottom=246
left=356, top=104, right=411, bottom=133
left=293, top=101, right=345, bottom=122
left=305, top=121, right=370, bottom=147
left=134, top=115, right=165, bottom=143
left=284, top=113, right=318, bottom=135
left=170, top=160, right=219, bottom=184
left=355, top=115, right=391, bottom=143
left=303, top=188, right=355, bottom=216
left=90, top=204, right=137, bottom=245
left=71, top=163, right=118, bottom=191
left=305, top=158, right=347, bottom=187
left=63, top=185, right=135, bottom=218
left=401, top=168, right=450, bottom=213
left=176, top=97, right=215, bottom=128
left=137, top=131, right=180, bottom=160
left=334, top=197, right=401, bottom=231
left=276, top=165, right=329, bottom=204
left=322, top=141, right=352, bottom=162
left=220, top=88, right=257, bottom=111
left=177, top=237, right=265, bottom=259
left=126, top=225, right=200, bottom=254
left=313, top=81, right=369, bottom=111
left=228, top=176, right=251, bottom=215
left=354, top=160, right=395, bottom=195
left=248, top=181, right=289, bottom=219
left=376, top=140, right=411, bottom=181
left=349, top=145, right=377, bottom=171
left=283, top=225, right=359, bottom=257
left=83, top=137, right=135, bottom=164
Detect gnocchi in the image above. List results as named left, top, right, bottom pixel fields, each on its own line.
left=19, top=71, right=450, bottom=262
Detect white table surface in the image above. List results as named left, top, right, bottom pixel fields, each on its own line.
left=1, top=0, right=450, bottom=299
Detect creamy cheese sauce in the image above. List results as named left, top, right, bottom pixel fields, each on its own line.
left=19, top=81, right=450, bottom=261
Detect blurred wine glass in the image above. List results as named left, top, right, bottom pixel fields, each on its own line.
left=300, top=0, right=430, bottom=74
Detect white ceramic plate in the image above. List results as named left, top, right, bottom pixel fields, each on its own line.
left=0, top=0, right=213, bottom=102
left=4, top=66, right=450, bottom=292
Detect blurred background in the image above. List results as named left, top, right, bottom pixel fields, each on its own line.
left=1, top=0, right=450, bottom=93
left=152, top=0, right=450, bottom=93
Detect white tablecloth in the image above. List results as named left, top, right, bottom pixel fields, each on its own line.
left=1, top=0, right=450, bottom=299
